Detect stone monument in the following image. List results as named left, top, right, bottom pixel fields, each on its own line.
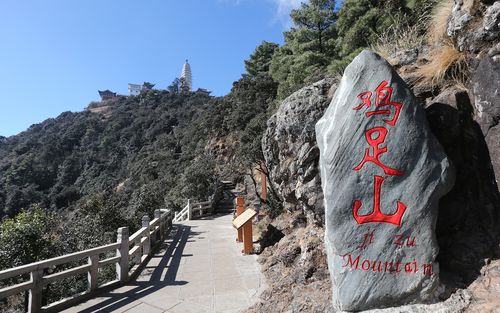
left=315, top=50, right=454, bottom=311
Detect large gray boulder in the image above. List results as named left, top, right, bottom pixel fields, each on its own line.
left=316, top=51, right=454, bottom=311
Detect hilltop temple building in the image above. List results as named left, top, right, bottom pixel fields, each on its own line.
left=180, top=60, right=193, bottom=92
left=179, top=60, right=193, bottom=91
left=98, top=90, right=117, bottom=101
left=128, top=82, right=155, bottom=96
left=180, top=60, right=212, bottom=95
left=98, top=60, right=211, bottom=101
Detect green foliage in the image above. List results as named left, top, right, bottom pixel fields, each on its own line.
left=270, top=0, right=337, bottom=99
left=288, top=0, right=337, bottom=55
left=167, top=78, right=180, bottom=94
left=336, top=0, right=412, bottom=57
left=179, top=154, right=216, bottom=201
left=266, top=0, right=438, bottom=97
left=0, top=92, right=220, bottom=221
left=0, top=205, right=59, bottom=269
left=244, top=41, right=279, bottom=77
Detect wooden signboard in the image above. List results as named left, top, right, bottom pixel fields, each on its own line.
left=232, top=209, right=257, bottom=230
left=232, top=208, right=257, bottom=254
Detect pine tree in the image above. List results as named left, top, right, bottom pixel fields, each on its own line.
left=270, top=0, right=338, bottom=99
left=288, top=0, right=337, bottom=55
left=244, top=41, right=279, bottom=77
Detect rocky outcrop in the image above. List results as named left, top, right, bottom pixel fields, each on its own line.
left=472, top=43, right=500, bottom=135
left=253, top=3, right=500, bottom=311
left=425, top=87, right=500, bottom=289
left=467, top=257, right=500, bottom=312
left=245, top=212, right=334, bottom=313
left=448, top=0, right=500, bottom=53
left=471, top=43, right=500, bottom=189
left=316, top=51, right=454, bottom=311
left=262, top=78, right=339, bottom=224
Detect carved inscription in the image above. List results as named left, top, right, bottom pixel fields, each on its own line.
left=352, top=81, right=407, bottom=226
left=344, top=81, right=433, bottom=277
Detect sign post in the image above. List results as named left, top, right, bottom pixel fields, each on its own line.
left=235, top=197, right=245, bottom=242
left=232, top=208, right=258, bottom=255
left=261, top=171, right=267, bottom=203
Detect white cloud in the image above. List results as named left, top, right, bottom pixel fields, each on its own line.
left=217, top=0, right=307, bottom=28
left=274, top=0, right=303, bottom=17
left=271, top=0, right=307, bottom=28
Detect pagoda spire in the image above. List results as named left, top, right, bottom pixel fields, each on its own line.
left=180, top=59, right=192, bottom=92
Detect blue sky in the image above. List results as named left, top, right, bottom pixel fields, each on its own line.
left=0, top=0, right=311, bottom=137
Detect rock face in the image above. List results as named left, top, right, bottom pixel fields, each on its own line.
left=425, top=87, right=500, bottom=286
left=448, top=0, right=500, bottom=53
left=262, top=78, right=339, bottom=224
left=472, top=43, right=500, bottom=189
left=245, top=212, right=334, bottom=313
left=316, top=51, right=454, bottom=311
left=472, top=43, right=500, bottom=136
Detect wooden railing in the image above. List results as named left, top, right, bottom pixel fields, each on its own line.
left=0, top=208, right=173, bottom=313
left=173, top=199, right=214, bottom=223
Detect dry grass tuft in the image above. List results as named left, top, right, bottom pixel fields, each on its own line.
left=412, top=0, right=469, bottom=88
left=371, top=19, right=425, bottom=61
left=372, top=0, right=468, bottom=88
left=414, top=43, right=467, bottom=87
left=427, top=0, right=454, bottom=46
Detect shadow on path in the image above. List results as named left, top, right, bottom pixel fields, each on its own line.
left=74, top=224, right=198, bottom=313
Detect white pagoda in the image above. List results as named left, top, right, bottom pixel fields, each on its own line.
left=180, top=60, right=192, bottom=92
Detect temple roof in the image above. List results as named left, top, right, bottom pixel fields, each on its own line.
left=196, top=88, right=211, bottom=95
left=98, top=90, right=116, bottom=96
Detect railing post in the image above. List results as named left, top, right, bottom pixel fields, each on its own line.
left=116, top=227, right=129, bottom=283
left=154, top=209, right=161, bottom=243
left=28, top=269, right=43, bottom=313
left=187, top=199, right=192, bottom=221
left=167, top=210, right=173, bottom=230
left=142, top=215, right=151, bottom=257
left=88, top=255, right=99, bottom=291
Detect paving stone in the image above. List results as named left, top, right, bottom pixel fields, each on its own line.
left=122, top=302, right=164, bottom=313
left=214, top=291, right=251, bottom=312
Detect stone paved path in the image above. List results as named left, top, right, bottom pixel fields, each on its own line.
left=63, top=213, right=265, bottom=313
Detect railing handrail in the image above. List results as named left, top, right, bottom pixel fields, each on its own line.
left=193, top=201, right=211, bottom=206
left=0, top=242, right=120, bottom=281
left=0, top=208, right=174, bottom=313
left=173, top=196, right=216, bottom=223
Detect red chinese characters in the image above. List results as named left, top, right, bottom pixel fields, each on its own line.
left=353, top=81, right=402, bottom=126
left=353, top=127, right=403, bottom=176
left=352, top=81, right=407, bottom=226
